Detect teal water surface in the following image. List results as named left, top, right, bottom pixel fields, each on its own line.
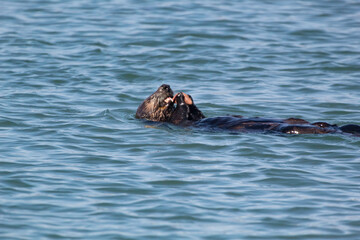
left=1, top=0, right=360, bottom=239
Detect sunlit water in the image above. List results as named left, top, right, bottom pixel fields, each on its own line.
left=1, top=0, right=360, bottom=239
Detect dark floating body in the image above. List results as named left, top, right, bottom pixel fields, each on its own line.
left=195, top=117, right=339, bottom=134
left=136, top=84, right=360, bottom=136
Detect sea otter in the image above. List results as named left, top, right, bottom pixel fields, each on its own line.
left=136, top=84, right=360, bottom=136
left=135, top=84, right=175, bottom=122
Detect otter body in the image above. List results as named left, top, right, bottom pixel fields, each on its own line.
left=136, top=84, right=360, bottom=136
left=194, top=116, right=339, bottom=134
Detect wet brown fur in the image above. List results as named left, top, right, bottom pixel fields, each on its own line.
left=135, top=84, right=174, bottom=122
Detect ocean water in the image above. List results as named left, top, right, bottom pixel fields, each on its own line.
left=1, top=0, right=360, bottom=239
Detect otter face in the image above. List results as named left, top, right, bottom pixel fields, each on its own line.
left=135, top=84, right=175, bottom=122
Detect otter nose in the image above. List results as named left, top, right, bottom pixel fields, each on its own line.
left=161, top=84, right=170, bottom=90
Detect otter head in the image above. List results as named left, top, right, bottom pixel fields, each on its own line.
left=136, top=84, right=175, bottom=122
left=169, top=92, right=205, bottom=125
